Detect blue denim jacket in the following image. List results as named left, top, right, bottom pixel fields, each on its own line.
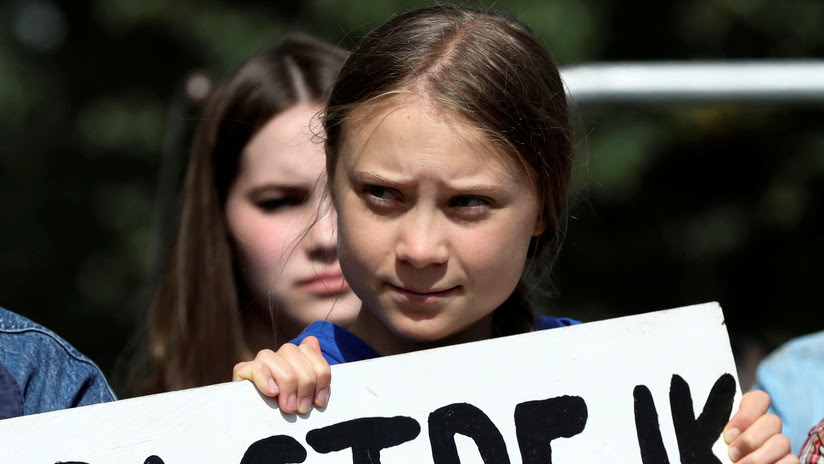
left=751, top=330, right=824, bottom=455
left=0, top=306, right=116, bottom=419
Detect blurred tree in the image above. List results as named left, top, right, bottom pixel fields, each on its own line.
left=0, top=0, right=821, bottom=395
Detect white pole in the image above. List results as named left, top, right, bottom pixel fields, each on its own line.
left=560, top=60, right=824, bottom=103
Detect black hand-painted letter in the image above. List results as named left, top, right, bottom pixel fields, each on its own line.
left=240, top=435, right=307, bottom=464
left=428, top=402, right=510, bottom=464
left=634, top=373, right=736, bottom=464
left=634, top=384, right=669, bottom=464
left=670, top=373, right=736, bottom=464
left=306, top=416, right=420, bottom=464
left=514, top=396, right=588, bottom=464
left=56, top=456, right=165, bottom=464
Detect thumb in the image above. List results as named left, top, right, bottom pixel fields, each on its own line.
left=300, top=335, right=322, bottom=352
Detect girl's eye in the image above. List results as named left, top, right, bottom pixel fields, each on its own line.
left=364, top=185, right=399, bottom=202
left=449, top=196, right=492, bottom=220
left=450, top=196, right=489, bottom=208
left=255, top=196, right=305, bottom=212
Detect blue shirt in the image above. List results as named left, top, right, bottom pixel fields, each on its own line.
left=0, top=306, right=116, bottom=420
left=750, top=330, right=824, bottom=455
left=291, top=315, right=579, bottom=366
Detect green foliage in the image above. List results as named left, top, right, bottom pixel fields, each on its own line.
left=74, top=94, right=166, bottom=155
left=1, top=0, right=822, bottom=393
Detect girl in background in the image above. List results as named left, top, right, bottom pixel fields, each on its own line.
left=131, top=36, right=359, bottom=394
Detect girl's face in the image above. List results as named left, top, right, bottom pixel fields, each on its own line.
left=225, top=104, right=360, bottom=342
left=333, top=98, right=545, bottom=355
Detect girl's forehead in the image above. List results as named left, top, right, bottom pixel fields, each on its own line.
left=335, top=96, right=533, bottom=184
left=341, top=96, right=497, bottom=158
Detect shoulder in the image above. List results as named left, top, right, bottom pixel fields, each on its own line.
left=0, top=307, right=99, bottom=370
left=770, top=330, right=824, bottom=359
left=291, top=321, right=346, bottom=365
left=291, top=320, right=337, bottom=345
left=756, top=330, right=824, bottom=378
left=290, top=321, right=379, bottom=366
left=0, top=306, right=39, bottom=331
left=0, top=306, right=115, bottom=417
left=534, top=315, right=580, bottom=330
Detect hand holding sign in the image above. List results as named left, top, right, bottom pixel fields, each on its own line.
left=232, top=336, right=330, bottom=414
left=723, top=391, right=795, bottom=464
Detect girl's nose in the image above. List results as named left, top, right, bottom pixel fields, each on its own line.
left=305, top=205, right=338, bottom=263
left=395, top=210, right=449, bottom=268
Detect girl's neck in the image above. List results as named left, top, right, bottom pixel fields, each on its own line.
left=348, top=306, right=495, bottom=357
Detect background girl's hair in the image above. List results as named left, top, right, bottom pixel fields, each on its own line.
left=128, top=35, right=348, bottom=395
left=324, top=5, right=574, bottom=336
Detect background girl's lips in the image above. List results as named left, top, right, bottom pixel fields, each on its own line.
left=298, top=272, right=350, bottom=296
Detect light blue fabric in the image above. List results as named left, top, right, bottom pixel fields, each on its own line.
left=750, top=330, right=824, bottom=455
left=0, top=306, right=115, bottom=420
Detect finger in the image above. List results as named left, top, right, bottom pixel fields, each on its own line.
left=249, top=348, right=303, bottom=411
left=728, top=413, right=784, bottom=461
left=725, top=390, right=771, bottom=444
left=232, top=350, right=280, bottom=398
left=275, top=342, right=318, bottom=414
left=776, top=456, right=800, bottom=464
left=298, top=336, right=332, bottom=408
left=775, top=455, right=800, bottom=464
left=732, top=433, right=792, bottom=464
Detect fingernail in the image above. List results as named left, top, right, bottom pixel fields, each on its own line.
left=268, top=379, right=278, bottom=395
left=287, top=394, right=297, bottom=412
left=299, top=396, right=313, bottom=414
left=728, top=445, right=741, bottom=462
left=316, top=388, right=329, bottom=406
left=725, top=427, right=740, bottom=443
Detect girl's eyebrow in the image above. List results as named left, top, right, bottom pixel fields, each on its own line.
left=247, top=184, right=311, bottom=195
left=351, top=170, right=511, bottom=196
left=447, top=184, right=510, bottom=197
left=350, top=170, right=409, bottom=186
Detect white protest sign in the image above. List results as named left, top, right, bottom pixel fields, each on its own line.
left=0, top=302, right=740, bottom=463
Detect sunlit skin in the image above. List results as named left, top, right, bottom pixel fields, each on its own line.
left=334, top=97, right=545, bottom=356
left=225, top=104, right=360, bottom=351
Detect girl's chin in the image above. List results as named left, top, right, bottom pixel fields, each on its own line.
left=389, top=322, right=467, bottom=346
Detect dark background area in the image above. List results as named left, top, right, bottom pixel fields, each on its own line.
left=1, top=0, right=822, bottom=396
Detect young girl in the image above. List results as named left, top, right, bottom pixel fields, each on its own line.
left=234, top=6, right=796, bottom=463
left=129, top=36, right=360, bottom=395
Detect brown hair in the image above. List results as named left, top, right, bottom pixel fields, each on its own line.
left=134, top=35, right=347, bottom=394
left=324, top=5, right=573, bottom=336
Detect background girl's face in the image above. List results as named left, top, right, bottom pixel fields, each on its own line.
left=225, top=104, right=359, bottom=340
left=334, top=98, right=545, bottom=354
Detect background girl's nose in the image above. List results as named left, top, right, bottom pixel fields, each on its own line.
left=305, top=208, right=338, bottom=263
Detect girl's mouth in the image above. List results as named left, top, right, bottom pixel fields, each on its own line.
left=388, top=283, right=458, bottom=304
left=298, top=271, right=350, bottom=296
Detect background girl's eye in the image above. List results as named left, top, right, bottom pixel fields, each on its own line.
left=256, top=196, right=305, bottom=212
